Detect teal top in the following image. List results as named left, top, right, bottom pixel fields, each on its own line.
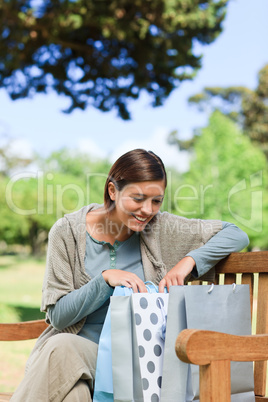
left=84, top=231, right=144, bottom=281
left=47, top=221, right=246, bottom=343
left=79, top=232, right=144, bottom=343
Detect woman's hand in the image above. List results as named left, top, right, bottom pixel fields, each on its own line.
left=102, top=269, right=147, bottom=293
left=158, top=256, right=196, bottom=293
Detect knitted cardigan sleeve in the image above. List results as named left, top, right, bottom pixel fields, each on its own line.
left=140, top=212, right=223, bottom=284
left=41, top=217, right=77, bottom=312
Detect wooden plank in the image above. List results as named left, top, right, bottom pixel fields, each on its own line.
left=0, top=319, right=48, bottom=341
left=214, top=273, right=221, bottom=285
left=255, top=273, right=268, bottom=397
left=241, top=273, right=254, bottom=318
left=0, top=393, right=13, bottom=402
left=224, top=273, right=237, bottom=285
left=190, top=280, right=202, bottom=285
left=215, top=251, right=268, bottom=274
left=199, top=360, right=231, bottom=402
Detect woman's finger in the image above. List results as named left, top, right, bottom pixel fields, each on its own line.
left=158, top=278, right=166, bottom=293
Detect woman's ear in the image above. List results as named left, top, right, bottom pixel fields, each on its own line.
left=108, top=182, right=116, bottom=201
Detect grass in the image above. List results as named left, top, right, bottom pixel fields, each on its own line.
left=0, top=254, right=45, bottom=322
left=0, top=254, right=46, bottom=392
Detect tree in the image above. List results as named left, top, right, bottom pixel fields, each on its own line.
left=182, top=64, right=268, bottom=157
left=176, top=111, right=268, bottom=250
left=1, top=150, right=110, bottom=254
left=0, top=0, right=228, bottom=119
left=41, top=147, right=110, bottom=177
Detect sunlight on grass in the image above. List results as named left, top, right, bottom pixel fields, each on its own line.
left=0, top=255, right=46, bottom=392
left=0, top=255, right=46, bottom=323
left=0, top=339, right=36, bottom=392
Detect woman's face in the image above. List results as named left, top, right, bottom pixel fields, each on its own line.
left=108, top=180, right=166, bottom=233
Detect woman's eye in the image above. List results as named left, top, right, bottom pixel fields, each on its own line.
left=133, top=197, right=143, bottom=202
left=153, top=199, right=163, bottom=204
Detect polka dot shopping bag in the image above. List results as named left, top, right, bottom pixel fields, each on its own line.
left=131, top=292, right=169, bottom=402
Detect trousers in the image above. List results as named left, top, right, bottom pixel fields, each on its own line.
left=11, top=333, right=98, bottom=402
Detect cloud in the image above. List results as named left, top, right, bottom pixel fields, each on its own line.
left=77, top=137, right=107, bottom=160
left=0, top=137, right=39, bottom=175
left=7, top=138, right=35, bottom=159
left=109, top=127, right=189, bottom=172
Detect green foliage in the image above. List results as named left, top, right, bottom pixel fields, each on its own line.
left=161, top=165, right=184, bottom=214
left=186, top=64, right=268, bottom=158
left=1, top=150, right=110, bottom=254
left=42, top=147, right=110, bottom=177
left=0, top=0, right=228, bottom=119
left=177, top=111, right=268, bottom=249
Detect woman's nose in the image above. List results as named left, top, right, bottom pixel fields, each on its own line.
left=141, top=200, right=153, bottom=215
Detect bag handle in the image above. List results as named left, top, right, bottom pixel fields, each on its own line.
left=144, top=281, right=159, bottom=293
left=207, top=283, right=237, bottom=294
left=115, top=281, right=167, bottom=294
left=157, top=297, right=167, bottom=340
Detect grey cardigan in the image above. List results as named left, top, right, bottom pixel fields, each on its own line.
left=27, top=204, right=222, bottom=367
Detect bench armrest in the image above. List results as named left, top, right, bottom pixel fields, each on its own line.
left=175, top=329, right=268, bottom=401
left=175, top=329, right=268, bottom=365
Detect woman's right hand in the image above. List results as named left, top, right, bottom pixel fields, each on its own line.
left=102, top=269, right=147, bottom=293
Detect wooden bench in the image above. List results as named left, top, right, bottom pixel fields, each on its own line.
left=176, top=250, right=268, bottom=401
left=0, top=320, right=48, bottom=401
left=0, top=251, right=267, bottom=401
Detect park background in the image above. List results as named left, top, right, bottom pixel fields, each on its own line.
left=0, top=0, right=268, bottom=393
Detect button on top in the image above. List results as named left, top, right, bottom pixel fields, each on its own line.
left=110, top=247, right=116, bottom=268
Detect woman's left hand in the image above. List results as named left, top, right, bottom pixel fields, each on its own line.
left=158, top=256, right=196, bottom=292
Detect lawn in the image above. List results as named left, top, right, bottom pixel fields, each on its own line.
left=0, top=254, right=46, bottom=393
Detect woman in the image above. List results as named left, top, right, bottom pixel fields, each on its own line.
left=11, top=149, right=249, bottom=401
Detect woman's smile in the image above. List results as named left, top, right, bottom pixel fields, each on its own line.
left=131, top=214, right=148, bottom=223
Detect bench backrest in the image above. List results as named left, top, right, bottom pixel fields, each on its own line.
left=207, top=251, right=268, bottom=397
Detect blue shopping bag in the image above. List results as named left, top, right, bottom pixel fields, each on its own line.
left=93, top=286, right=133, bottom=402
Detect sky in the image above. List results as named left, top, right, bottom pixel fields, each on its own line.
left=1, top=0, right=268, bottom=172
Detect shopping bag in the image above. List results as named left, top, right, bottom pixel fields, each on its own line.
left=161, top=286, right=188, bottom=401
left=131, top=292, right=169, bottom=402
left=92, top=304, right=113, bottom=402
left=161, top=284, right=254, bottom=402
left=110, top=295, right=136, bottom=402
left=184, top=284, right=255, bottom=402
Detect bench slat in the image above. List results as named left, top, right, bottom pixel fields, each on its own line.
left=216, top=251, right=268, bottom=274
left=0, top=393, right=13, bottom=401
left=241, top=273, right=254, bottom=318
left=0, top=319, right=48, bottom=341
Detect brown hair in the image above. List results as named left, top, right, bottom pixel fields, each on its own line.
left=104, top=149, right=167, bottom=211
